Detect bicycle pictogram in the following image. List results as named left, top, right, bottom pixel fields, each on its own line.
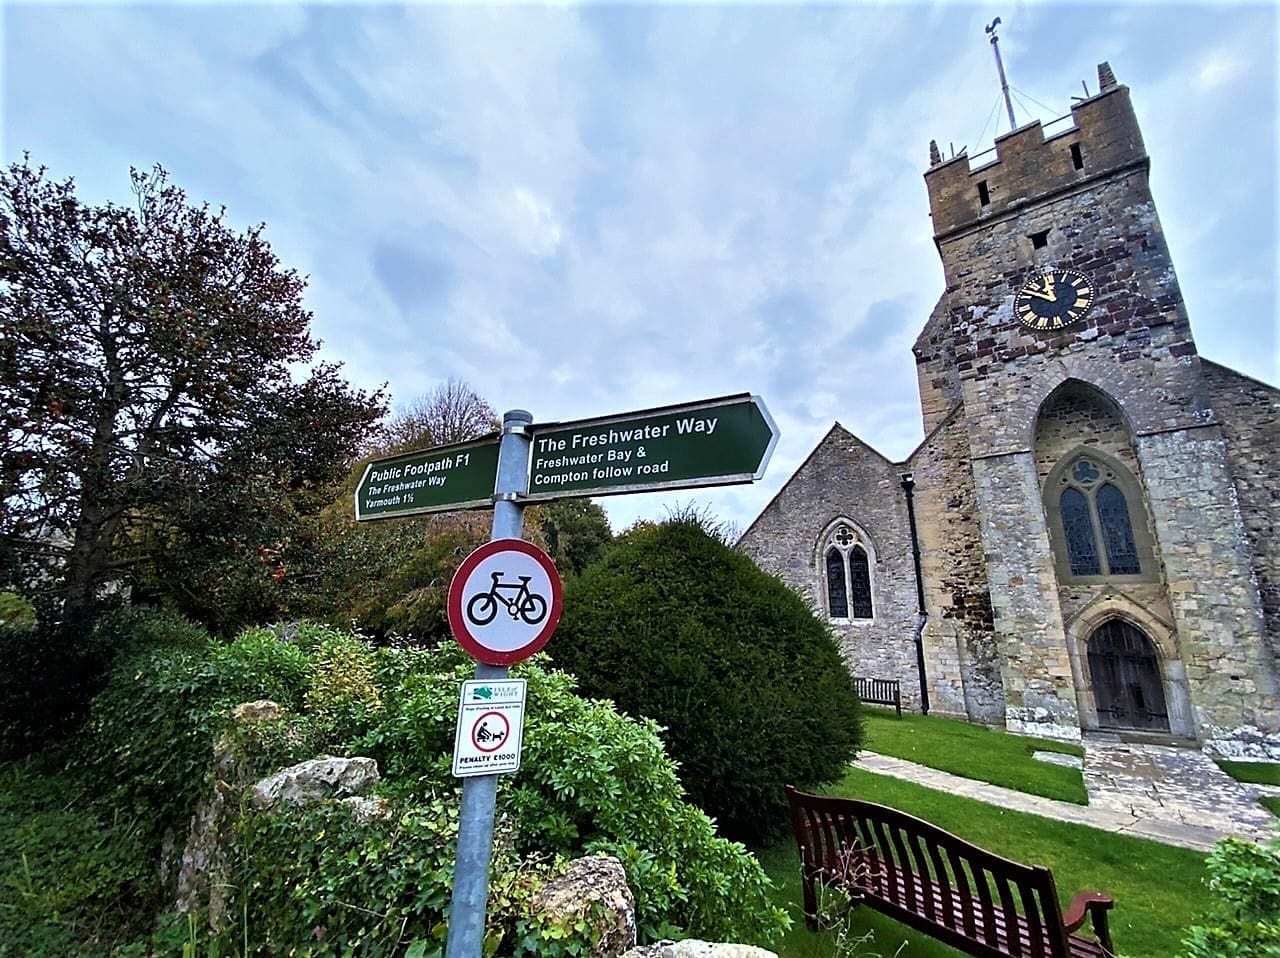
left=448, top=539, right=562, bottom=666
left=466, top=570, right=549, bottom=627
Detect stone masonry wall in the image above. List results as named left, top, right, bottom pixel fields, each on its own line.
left=922, top=111, right=1223, bottom=741
left=1032, top=381, right=1174, bottom=633
left=1137, top=427, right=1278, bottom=755
left=1032, top=384, right=1142, bottom=481
left=738, top=426, right=923, bottom=708
left=913, top=296, right=964, bottom=436
left=925, top=81, right=1147, bottom=256
left=1203, top=362, right=1280, bottom=670
left=934, top=168, right=1211, bottom=454
left=971, top=450, right=1082, bottom=741
left=907, top=411, right=1003, bottom=723
left=1031, top=380, right=1191, bottom=734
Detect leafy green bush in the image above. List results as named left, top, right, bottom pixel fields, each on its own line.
left=306, top=630, right=384, bottom=743
left=27, top=617, right=785, bottom=953
left=347, top=642, right=789, bottom=944
left=0, top=603, right=209, bottom=758
left=0, top=590, right=36, bottom=626
left=1179, top=835, right=1280, bottom=957
left=551, top=518, right=863, bottom=844
left=0, top=621, right=77, bottom=758
left=526, top=498, right=614, bottom=577
left=78, top=620, right=313, bottom=856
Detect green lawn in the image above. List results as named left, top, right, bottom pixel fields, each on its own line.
left=1213, top=760, right=1280, bottom=819
left=861, top=707, right=1088, bottom=805
left=1215, top=759, right=1280, bottom=787
left=760, top=768, right=1211, bottom=958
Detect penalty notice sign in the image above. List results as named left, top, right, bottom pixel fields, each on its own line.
left=452, top=679, right=527, bottom=778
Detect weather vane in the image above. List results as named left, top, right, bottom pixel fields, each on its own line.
left=985, top=17, right=1018, bottom=133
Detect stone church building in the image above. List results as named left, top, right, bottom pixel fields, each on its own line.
left=740, top=63, right=1280, bottom=758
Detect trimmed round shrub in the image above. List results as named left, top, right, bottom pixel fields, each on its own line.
left=550, top=518, right=863, bottom=844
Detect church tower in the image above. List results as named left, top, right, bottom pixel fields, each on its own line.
left=912, top=62, right=1275, bottom=745
left=741, top=59, right=1279, bottom=757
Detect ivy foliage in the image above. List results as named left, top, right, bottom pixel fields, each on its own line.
left=551, top=517, right=864, bottom=844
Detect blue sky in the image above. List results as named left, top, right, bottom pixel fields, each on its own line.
left=4, top=2, right=1276, bottom=533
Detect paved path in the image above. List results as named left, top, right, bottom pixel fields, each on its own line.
left=859, top=738, right=1278, bottom=852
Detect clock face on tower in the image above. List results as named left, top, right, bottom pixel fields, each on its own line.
left=1014, top=268, right=1094, bottom=331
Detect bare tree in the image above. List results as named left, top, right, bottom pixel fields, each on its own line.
left=381, top=378, right=499, bottom=453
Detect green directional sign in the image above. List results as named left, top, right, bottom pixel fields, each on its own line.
left=354, top=437, right=500, bottom=520
left=525, top=394, right=778, bottom=501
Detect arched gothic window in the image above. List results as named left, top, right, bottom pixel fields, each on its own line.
left=822, top=523, right=873, bottom=619
left=1052, top=456, right=1144, bottom=578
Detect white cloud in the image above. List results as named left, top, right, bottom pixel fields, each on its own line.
left=1192, top=50, right=1244, bottom=93
left=509, top=187, right=565, bottom=256
left=4, top=2, right=1274, bottom=533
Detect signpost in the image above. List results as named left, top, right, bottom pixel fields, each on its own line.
left=353, top=436, right=500, bottom=520
left=525, top=393, right=778, bottom=501
left=364, top=395, right=779, bottom=958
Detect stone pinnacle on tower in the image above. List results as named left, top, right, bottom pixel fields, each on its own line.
left=1098, top=61, right=1117, bottom=92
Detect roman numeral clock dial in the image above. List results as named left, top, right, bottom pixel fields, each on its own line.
left=1014, top=268, right=1094, bottom=331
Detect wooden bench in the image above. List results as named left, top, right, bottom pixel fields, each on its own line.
left=855, top=676, right=902, bottom=717
left=786, top=786, right=1115, bottom=958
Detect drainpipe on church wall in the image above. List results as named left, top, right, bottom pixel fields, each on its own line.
left=900, top=473, right=931, bottom=716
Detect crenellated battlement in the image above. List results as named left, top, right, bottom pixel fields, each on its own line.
left=925, top=63, right=1147, bottom=238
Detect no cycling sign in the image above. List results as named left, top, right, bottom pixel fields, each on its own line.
left=447, top=538, right=563, bottom=666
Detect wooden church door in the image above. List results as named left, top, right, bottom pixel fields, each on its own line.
left=1087, top=620, right=1169, bottom=731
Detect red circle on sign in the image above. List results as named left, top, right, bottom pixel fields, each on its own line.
left=447, top=538, right=563, bottom=665
left=470, top=711, right=510, bottom=753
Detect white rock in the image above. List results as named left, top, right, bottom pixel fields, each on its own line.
left=251, top=756, right=380, bottom=809
left=532, top=855, right=636, bottom=958
left=622, top=941, right=778, bottom=958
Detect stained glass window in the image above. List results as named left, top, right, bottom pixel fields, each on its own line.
left=848, top=545, right=873, bottom=619
left=822, top=524, right=873, bottom=619
left=1054, top=455, right=1146, bottom=579
left=825, top=548, right=848, bottom=618
left=1072, top=459, right=1100, bottom=484
left=1097, top=483, right=1140, bottom=574
left=1061, top=487, right=1101, bottom=575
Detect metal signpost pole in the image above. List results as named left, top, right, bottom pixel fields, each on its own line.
left=444, top=409, right=532, bottom=958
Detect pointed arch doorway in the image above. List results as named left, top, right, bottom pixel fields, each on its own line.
left=1087, top=620, right=1170, bottom=731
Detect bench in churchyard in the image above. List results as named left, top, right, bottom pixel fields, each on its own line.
left=785, top=786, right=1115, bottom=958
left=855, top=676, right=902, bottom=717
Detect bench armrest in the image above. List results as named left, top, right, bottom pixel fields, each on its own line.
left=1063, top=891, right=1115, bottom=955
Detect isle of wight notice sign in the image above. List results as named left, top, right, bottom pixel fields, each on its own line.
left=525, top=394, right=778, bottom=501
left=355, top=437, right=500, bottom=520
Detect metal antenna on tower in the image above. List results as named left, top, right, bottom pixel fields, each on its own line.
left=985, top=18, right=1018, bottom=132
